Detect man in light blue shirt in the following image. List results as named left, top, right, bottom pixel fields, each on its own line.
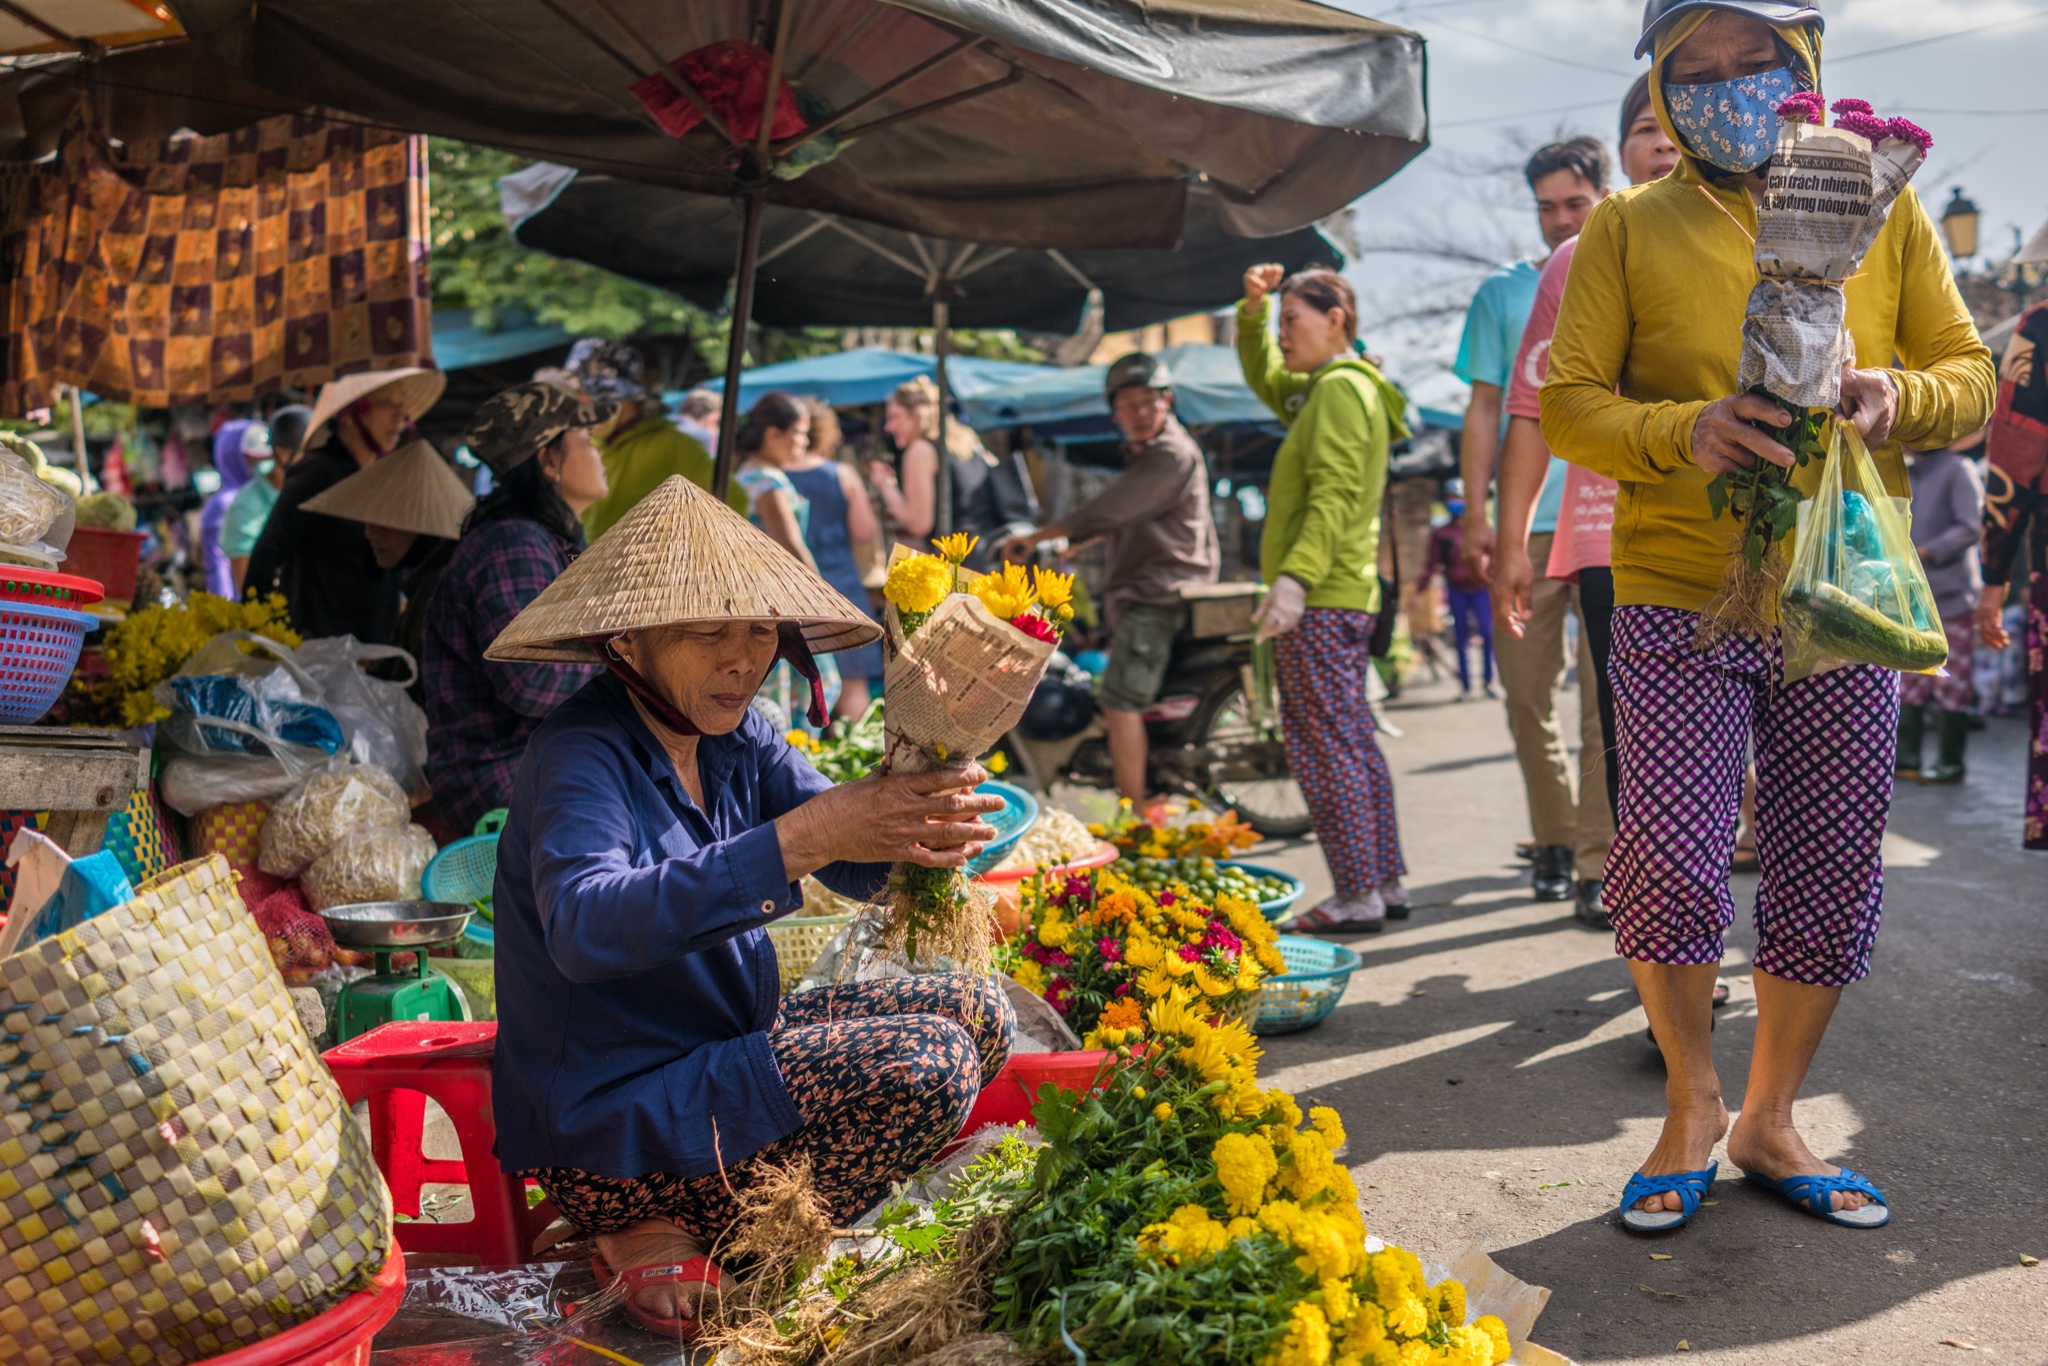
left=1453, top=137, right=1610, bottom=905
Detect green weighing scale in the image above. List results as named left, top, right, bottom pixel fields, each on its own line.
left=319, top=902, right=474, bottom=1043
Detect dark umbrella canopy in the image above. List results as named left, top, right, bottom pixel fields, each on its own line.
left=505, top=167, right=1343, bottom=334
left=170, top=0, right=1428, bottom=249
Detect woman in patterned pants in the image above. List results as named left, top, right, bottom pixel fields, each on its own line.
left=1541, top=7, right=1994, bottom=1233
left=1236, top=263, right=1411, bottom=932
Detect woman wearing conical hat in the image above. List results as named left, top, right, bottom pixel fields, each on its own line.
left=244, top=366, right=444, bottom=641
left=482, top=473, right=1010, bottom=1340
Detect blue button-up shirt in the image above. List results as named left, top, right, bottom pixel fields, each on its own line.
left=491, top=673, right=888, bottom=1179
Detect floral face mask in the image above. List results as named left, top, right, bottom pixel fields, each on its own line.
left=1663, top=66, right=1799, bottom=173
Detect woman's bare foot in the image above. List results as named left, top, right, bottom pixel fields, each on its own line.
left=1634, top=1096, right=1731, bottom=1214
left=1727, top=1115, right=1874, bottom=1214
left=595, top=1218, right=736, bottom=1322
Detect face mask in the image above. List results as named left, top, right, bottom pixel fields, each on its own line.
left=1662, top=66, right=1798, bottom=173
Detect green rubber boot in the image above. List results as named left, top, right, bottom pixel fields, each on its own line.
left=1921, top=710, right=1970, bottom=784
left=1895, top=704, right=1924, bottom=779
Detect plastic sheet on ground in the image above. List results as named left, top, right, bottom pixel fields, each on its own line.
left=372, top=1260, right=692, bottom=1365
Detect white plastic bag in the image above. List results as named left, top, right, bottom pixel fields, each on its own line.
left=258, top=762, right=411, bottom=877
left=302, top=822, right=437, bottom=910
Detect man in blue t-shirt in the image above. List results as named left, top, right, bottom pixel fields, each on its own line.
left=1453, top=137, right=1610, bottom=904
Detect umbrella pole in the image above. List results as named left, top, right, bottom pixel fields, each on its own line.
left=932, top=297, right=953, bottom=539
left=713, top=188, right=768, bottom=500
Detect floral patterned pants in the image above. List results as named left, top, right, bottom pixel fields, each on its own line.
left=1275, top=607, right=1407, bottom=895
left=527, top=974, right=1013, bottom=1245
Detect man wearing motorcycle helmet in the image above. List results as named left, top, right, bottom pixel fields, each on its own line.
left=1003, top=353, right=1220, bottom=801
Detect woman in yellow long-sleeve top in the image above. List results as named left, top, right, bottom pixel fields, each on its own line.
left=1540, top=0, right=1993, bottom=1235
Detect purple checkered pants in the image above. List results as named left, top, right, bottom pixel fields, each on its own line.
left=1606, top=606, right=1896, bottom=987
left=1897, top=615, right=1975, bottom=712
left=1276, top=608, right=1406, bottom=895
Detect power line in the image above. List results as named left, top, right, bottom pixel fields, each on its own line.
left=1830, top=5, right=2048, bottom=62
left=1435, top=98, right=1615, bottom=130
left=1425, top=18, right=1633, bottom=76
left=1894, top=106, right=2048, bottom=116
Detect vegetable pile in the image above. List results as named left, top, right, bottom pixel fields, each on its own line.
left=1126, top=856, right=1294, bottom=908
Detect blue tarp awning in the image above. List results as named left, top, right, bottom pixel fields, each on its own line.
left=959, top=343, right=1462, bottom=431
left=430, top=309, right=572, bottom=371
left=676, top=348, right=1051, bottom=411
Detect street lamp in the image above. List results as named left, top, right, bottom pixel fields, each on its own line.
left=1940, top=187, right=1980, bottom=260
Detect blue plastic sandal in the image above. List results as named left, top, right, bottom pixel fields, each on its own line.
left=1618, top=1161, right=1718, bottom=1233
left=1742, top=1166, right=1891, bottom=1228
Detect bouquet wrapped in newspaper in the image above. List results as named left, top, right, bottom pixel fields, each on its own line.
left=871, top=535, right=1066, bottom=969
left=1703, top=95, right=1932, bottom=635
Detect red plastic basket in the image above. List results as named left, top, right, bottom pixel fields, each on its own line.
left=974, top=839, right=1120, bottom=886
left=0, top=600, right=99, bottom=724
left=0, top=565, right=103, bottom=608
left=64, top=526, right=145, bottom=605
left=198, top=1252, right=405, bottom=1366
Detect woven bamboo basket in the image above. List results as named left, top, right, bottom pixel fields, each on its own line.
left=0, top=855, right=392, bottom=1366
left=765, top=915, right=853, bottom=994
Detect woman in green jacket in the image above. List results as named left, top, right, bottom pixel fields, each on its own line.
left=1239, top=265, right=1413, bottom=932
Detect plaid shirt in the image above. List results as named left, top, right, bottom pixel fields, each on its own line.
left=422, top=516, right=598, bottom=834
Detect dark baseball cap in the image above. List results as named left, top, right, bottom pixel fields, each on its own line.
left=1104, top=353, right=1173, bottom=399
left=464, top=381, right=619, bottom=475
left=1635, top=0, right=1821, bottom=57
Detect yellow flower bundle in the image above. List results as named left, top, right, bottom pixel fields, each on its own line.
left=95, top=592, right=299, bottom=727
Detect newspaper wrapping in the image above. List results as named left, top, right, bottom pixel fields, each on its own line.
left=881, top=589, right=1056, bottom=778
left=1737, top=120, right=1926, bottom=409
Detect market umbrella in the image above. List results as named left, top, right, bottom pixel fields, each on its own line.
left=171, top=0, right=1430, bottom=489
left=506, top=167, right=1344, bottom=334
left=0, top=1, right=183, bottom=57
left=685, top=348, right=1052, bottom=412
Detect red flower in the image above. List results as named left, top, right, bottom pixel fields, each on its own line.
left=1009, top=612, right=1058, bottom=644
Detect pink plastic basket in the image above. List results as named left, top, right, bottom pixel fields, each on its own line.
left=0, top=600, right=98, bottom=724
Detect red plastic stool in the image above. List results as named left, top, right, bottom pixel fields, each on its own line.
left=322, top=1021, right=556, bottom=1264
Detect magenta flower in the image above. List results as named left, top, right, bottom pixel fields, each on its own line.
left=1113, top=981, right=1132, bottom=996
left=1176, top=943, right=1202, bottom=963
left=1050, top=950, right=1072, bottom=968
left=1098, top=937, right=1122, bottom=962
left=1886, top=117, right=1933, bottom=153
left=1830, top=98, right=1874, bottom=116
left=1158, top=891, right=1176, bottom=906
left=1833, top=110, right=1891, bottom=143
left=1778, top=92, right=1826, bottom=124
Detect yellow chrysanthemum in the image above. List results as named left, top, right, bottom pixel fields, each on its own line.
left=1137, top=1204, right=1229, bottom=1264
left=1265, top=1301, right=1332, bottom=1366
left=931, top=532, right=979, bottom=563
left=1320, top=1277, right=1359, bottom=1326
left=1033, top=567, right=1075, bottom=611
left=1396, top=1342, right=1436, bottom=1366
left=1432, top=1279, right=1467, bottom=1331
left=969, top=562, right=1036, bottom=620
left=1135, top=965, right=1178, bottom=1000
left=884, top=553, right=954, bottom=615
left=1010, top=960, right=1048, bottom=996
left=1475, top=1315, right=1511, bottom=1364
left=1122, top=936, right=1165, bottom=970
left=1212, top=1132, right=1278, bottom=1215
left=1281, top=1128, right=1341, bottom=1203
left=1154, top=1101, right=1174, bottom=1122
left=1194, top=965, right=1235, bottom=997
left=1310, top=1106, right=1347, bottom=1151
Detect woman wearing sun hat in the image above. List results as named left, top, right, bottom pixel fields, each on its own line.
left=1540, top=0, right=1994, bottom=1234
left=244, top=366, right=445, bottom=640
left=416, top=381, right=611, bottom=833
left=482, top=472, right=1011, bottom=1339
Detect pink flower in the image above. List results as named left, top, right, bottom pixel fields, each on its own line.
left=1778, top=92, right=1826, bottom=124
left=1010, top=612, right=1058, bottom=644
left=1113, top=981, right=1132, bottom=996
left=1046, top=980, right=1071, bottom=1012
left=1832, top=110, right=1891, bottom=143
left=1885, top=117, right=1932, bottom=153
left=1830, top=98, right=1874, bottom=117
left=1157, top=891, right=1176, bottom=906
left=1050, top=950, right=1072, bottom=968
left=1064, top=876, right=1091, bottom=900
left=1098, top=937, right=1122, bottom=962
left=1176, top=943, right=1202, bottom=963
left=1204, top=927, right=1243, bottom=955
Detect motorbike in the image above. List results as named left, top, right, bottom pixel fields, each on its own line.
left=1002, top=615, right=1313, bottom=838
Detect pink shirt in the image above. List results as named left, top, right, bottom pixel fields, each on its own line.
left=1506, top=236, right=1618, bottom=581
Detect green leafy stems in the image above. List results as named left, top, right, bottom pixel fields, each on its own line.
left=1704, top=389, right=1827, bottom=572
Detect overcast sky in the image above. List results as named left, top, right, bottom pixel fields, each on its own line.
left=1320, top=0, right=2048, bottom=409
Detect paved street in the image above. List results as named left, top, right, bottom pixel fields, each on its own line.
left=1252, top=669, right=2047, bottom=1364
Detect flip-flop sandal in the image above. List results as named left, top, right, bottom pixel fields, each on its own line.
left=1289, top=905, right=1385, bottom=936
left=592, top=1252, right=727, bottom=1339
left=1742, top=1167, right=1891, bottom=1228
left=1618, top=1161, right=1718, bottom=1233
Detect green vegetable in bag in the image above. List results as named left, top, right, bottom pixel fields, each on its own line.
left=1778, top=421, right=1948, bottom=680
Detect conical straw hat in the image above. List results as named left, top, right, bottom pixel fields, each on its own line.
left=301, top=439, right=475, bottom=539
left=486, top=474, right=883, bottom=663
left=305, top=367, right=447, bottom=448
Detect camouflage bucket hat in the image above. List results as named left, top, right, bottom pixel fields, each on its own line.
left=565, top=337, right=651, bottom=402
left=465, top=381, right=619, bottom=474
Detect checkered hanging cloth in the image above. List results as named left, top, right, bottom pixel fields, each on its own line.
left=0, top=98, right=433, bottom=415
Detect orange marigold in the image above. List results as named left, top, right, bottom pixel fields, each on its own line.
left=1099, top=997, right=1145, bottom=1032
